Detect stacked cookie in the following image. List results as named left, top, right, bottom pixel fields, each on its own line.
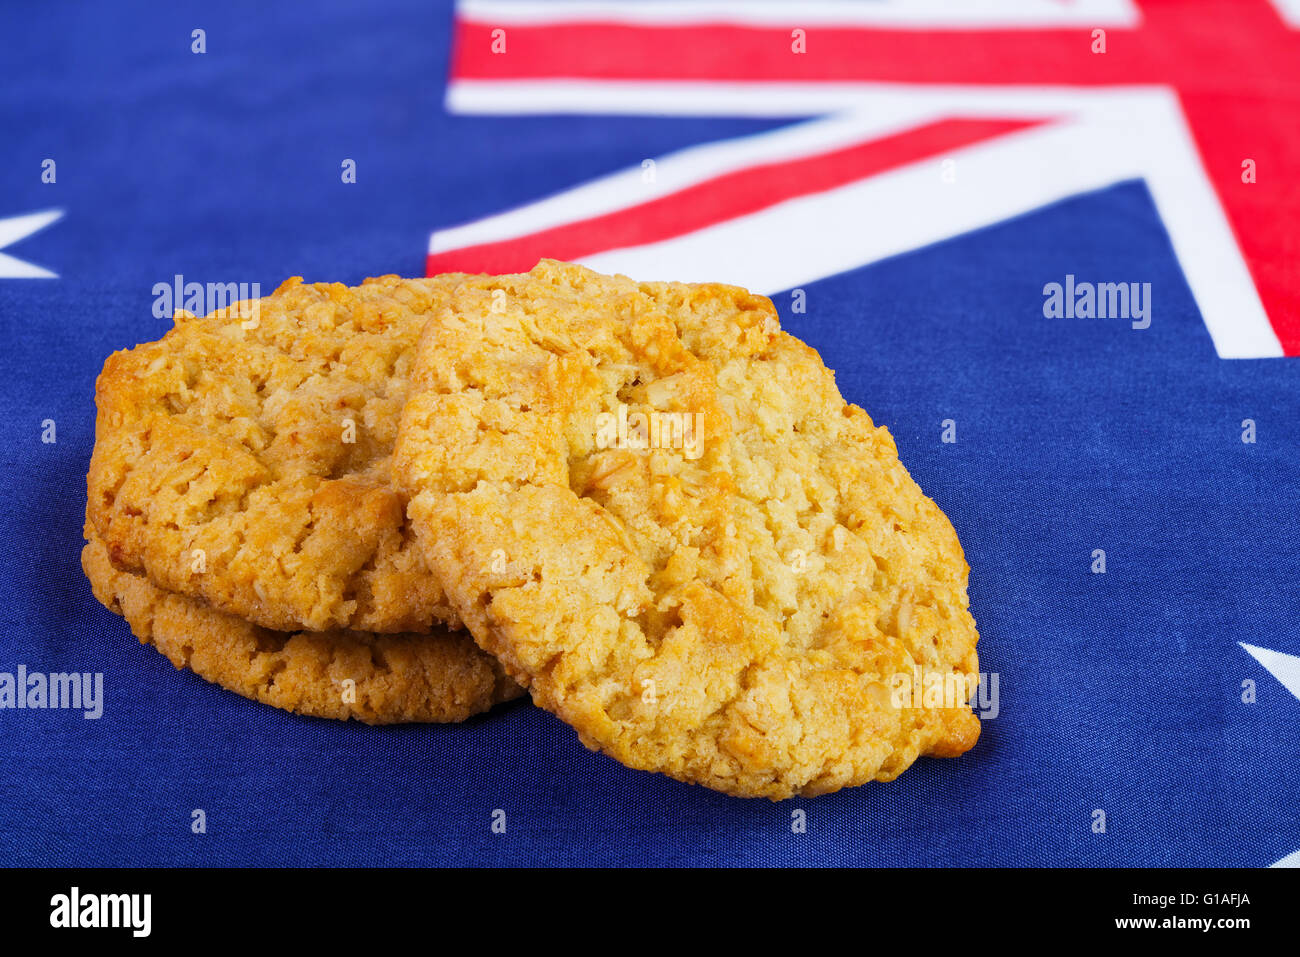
left=83, top=275, right=523, bottom=723
left=85, top=261, right=980, bottom=797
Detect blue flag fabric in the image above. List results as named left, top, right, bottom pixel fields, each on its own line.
left=1, top=0, right=1297, bottom=867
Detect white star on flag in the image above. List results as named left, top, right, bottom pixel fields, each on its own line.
left=0, top=209, right=63, bottom=278
left=1240, top=642, right=1300, bottom=703
left=1239, top=642, right=1300, bottom=867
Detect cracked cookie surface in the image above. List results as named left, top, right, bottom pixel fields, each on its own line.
left=393, top=260, right=980, bottom=798
left=82, top=530, right=523, bottom=724
left=87, top=274, right=470, bottom=632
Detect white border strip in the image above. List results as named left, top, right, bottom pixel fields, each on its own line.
left=447, top=79, right=1164, bottom=118
left=457, top=0, right=1141, bottom=29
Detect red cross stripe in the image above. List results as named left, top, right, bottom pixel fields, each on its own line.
left=440, top=0, right=1300, bottom=356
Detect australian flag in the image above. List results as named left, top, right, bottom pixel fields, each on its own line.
left=0, top=0, right=1296, bottom=867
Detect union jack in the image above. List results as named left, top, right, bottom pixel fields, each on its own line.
left=429, top=0, right=1300, bottom=358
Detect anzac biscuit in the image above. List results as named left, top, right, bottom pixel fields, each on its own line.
left=82, top=530, right=523, bottom=724
left=87, top=274, right=469, bottom=633
left=394, top=260, right=980, bottom=798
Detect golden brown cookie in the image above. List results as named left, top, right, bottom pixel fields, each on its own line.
left=87, top=274, right=471, bottom=633
left=82, top=530, right=523, bottom=724
left=394, top=260, right=980, bottom=798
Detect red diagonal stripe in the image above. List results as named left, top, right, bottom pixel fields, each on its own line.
left=428, top=116, right=1043, bottom=276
